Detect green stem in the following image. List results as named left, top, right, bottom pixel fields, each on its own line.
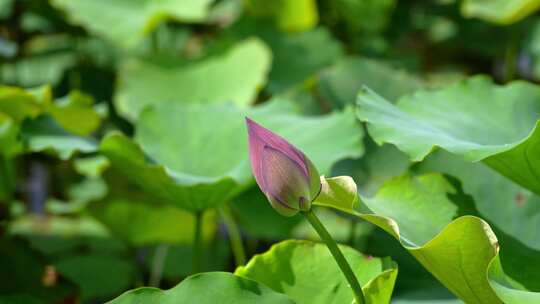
left=218, top=203, right=246, bottom=266
left=348, top=220, right=357, bottom=247
left=192, top=210, right=203, bottom=274
left=0, top=156, right=14, bottom=201
left=504, top=43, right=516, bottom=82
left=303, top=209, right=365, bottom=304
left=149, top=244, right=169, bottom=287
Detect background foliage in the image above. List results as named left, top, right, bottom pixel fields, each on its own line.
left=1, top=0, right=540, bottom=303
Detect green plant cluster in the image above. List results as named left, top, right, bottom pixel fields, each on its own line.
left=0, top=0, right=539, bottom=303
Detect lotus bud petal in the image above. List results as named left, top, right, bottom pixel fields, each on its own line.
left=246, top=118, right=321, bottom=217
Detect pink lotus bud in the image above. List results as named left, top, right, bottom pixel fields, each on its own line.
left=246, top=118, right=321, bottom=217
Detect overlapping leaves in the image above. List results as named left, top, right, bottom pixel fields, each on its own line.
left=101, top=102, right=363, bottom=212
left=235, top=240, right=397, bottom=304
left=51, top=0, right=213, bottom=48
left=314, top=174, right=540, bottom=303
left=357, top=76, right=540, bottom=195
left=0, top=86, right=99, bottom=159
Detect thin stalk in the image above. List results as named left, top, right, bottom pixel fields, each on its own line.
left=192, top=210, right=203, bottom=274
left=0, top=156, right=14, bottom=201
left=218, top=203, right=246, bottom=266
left=303, top=209, right=365, bottom=304
left=348, top=220, right=357, bottom=247
left=504, top=43, right=517, bottom=82
left=149, top=244, right=169, bottom=287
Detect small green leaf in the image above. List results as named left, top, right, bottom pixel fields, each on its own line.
left=245, top=0, right=319, bottom=33
left=108, top=272, right=295, bottom=304
left=22, top=116, right=97, bottom=160
left=235, top=240, right=397, bottom=304
left=357, top=76, right=540, bottom=195
left=0, top=85, right=51, bottom=122
left=49, top=91, right=101, bottom=136
left=314, top=176, right=359, bottom=213
left=74, top=156, right=110, bottom=178
left=461, top=0, right=540, bottom=25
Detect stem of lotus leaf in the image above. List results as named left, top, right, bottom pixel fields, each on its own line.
left=0, top=156, right=14, bottom=202
left=348, top=220, right=357, bottom=246
left=218, top=203, right=246, bottom=266
left=192, top=210, right=203, bottom=274
left=303, top=209, right=365, bottom=304
left=149, top=244, right=169, bottom=287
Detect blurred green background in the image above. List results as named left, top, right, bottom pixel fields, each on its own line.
left=1, top=0, right=540, bottom=303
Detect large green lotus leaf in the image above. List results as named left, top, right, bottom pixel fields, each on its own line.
left=490, top=225, right=540, bottom=302
left=357, top=76, right=540, bottom=195
left=360, top=143, right=411, bottom=196
left=50, top=0, right=213, bottom=48
left=115, top=39, right=271, bottom=121
left=229, top=21, right=343, bottom=93
left=108, top=272, right=295, bottom=304
left=91, top=199, right=217, bottom=246
left=320, top=57, right=422, bottom=108
left=418, top=151, right=540, bottom=302
left=418, top=151, right=540, bottom=250
left=488, top=248, right=540, bottom=303
left=100, top=133, right=237, bottom=212
left=314, top=174, right=502, bottom=303
left=101, top=102, right=363, bottom=212
left=393, top=298, right=461, bottom=304
left=235, top=240, right=397, bottom=304
left=461, top=0, right=540, bottom=25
